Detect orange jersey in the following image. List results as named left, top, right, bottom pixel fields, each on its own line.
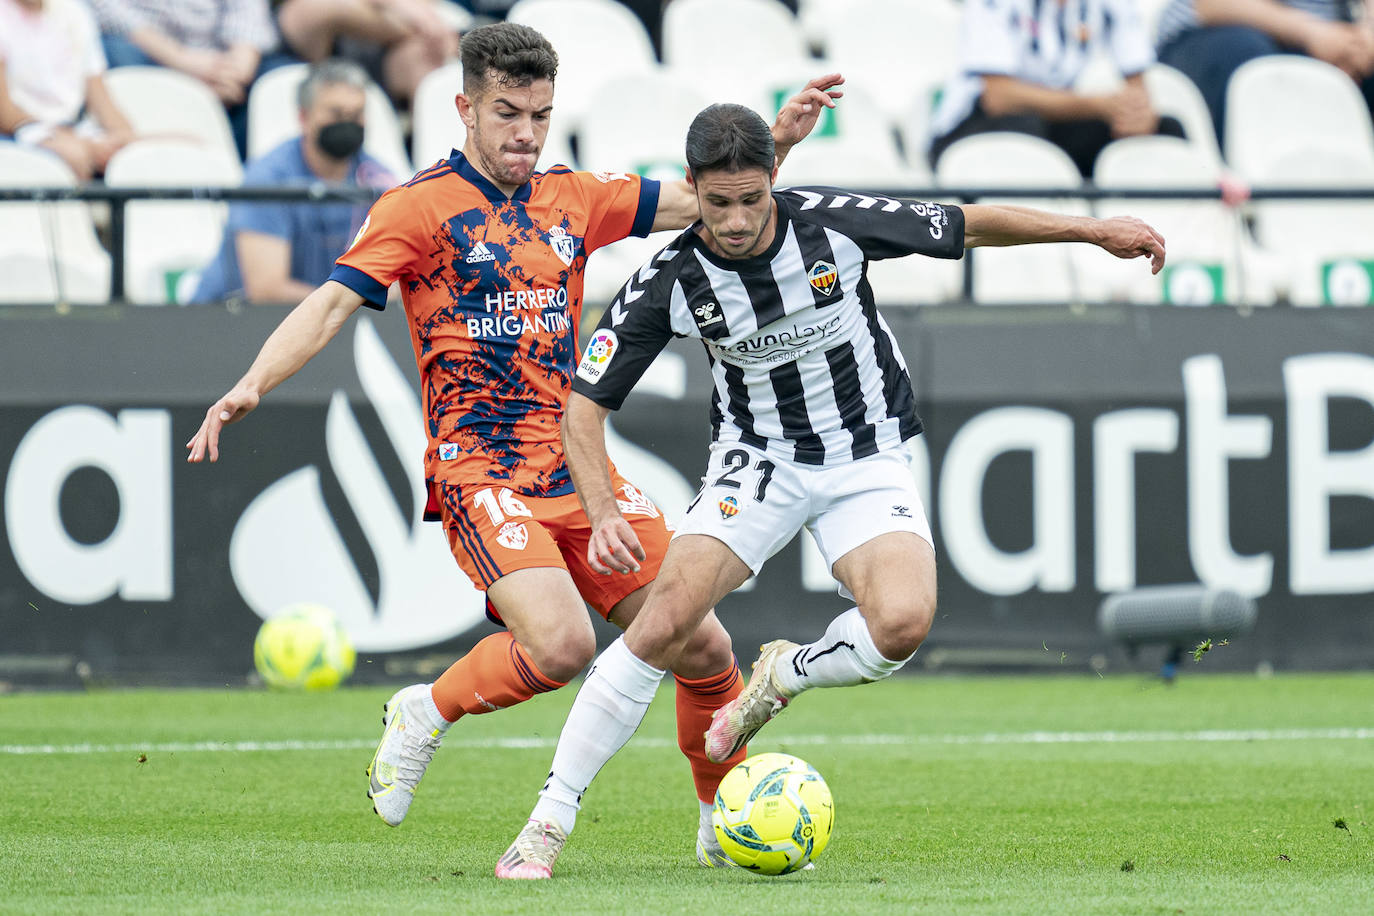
left=329, top=152, right=659, bottom=496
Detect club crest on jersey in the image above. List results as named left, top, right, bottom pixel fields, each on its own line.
left=576, top=329, right=618, bottom=384
left=718, top=496, right=739, bottom=519
left=808, top=260, right=838, bottom=296
left=496, top=521, right=529, bottom=550
left=548, top=225, right=575, bottom=266
left=438, top=442, right=459, bottom=461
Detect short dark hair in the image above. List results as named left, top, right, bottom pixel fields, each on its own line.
left=460, top=23, right=558, bottom=96
left=685, top=104, right=775, bottom=176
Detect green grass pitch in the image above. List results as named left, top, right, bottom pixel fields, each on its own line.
left=3, top=673, right=1371, bottom=914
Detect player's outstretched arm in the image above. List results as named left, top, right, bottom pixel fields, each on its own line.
left=649, top=73, right=844, bottom=232
left=962, top=204, right=1167, bottom=274
left=563, top=393, right=646, bottom=575
left=185, top=280, right=365, bottom=463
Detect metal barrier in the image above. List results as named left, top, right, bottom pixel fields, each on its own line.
left=1, top=184, right=1372, bottom=304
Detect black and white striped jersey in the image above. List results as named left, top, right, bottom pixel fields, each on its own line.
left=572, top=187, right=966, bottom=467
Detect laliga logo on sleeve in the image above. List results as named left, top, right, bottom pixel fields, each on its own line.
left=576, top=329, right=618, bottom=384
left=808, top=260, right=837, bottom=297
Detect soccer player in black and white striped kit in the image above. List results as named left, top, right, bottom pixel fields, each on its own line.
left=494, top=103, right=1166, bottom=878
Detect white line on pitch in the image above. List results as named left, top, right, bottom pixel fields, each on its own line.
left=1, top=727, right=1372, bottom=756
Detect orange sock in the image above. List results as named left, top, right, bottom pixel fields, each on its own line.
left=430, top=632, right=565, bottom=723
left=675, top=659, right=746, bottom=803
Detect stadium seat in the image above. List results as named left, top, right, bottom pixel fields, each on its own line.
left=820, top=0, right=961, bottom=120
left=1251, top=148, right=1374, bottom=306
left=576, top=70, right=710, bottom=178
left=410, top=62, right=466, bottom=170
left=508, top=0, right=656, bottom=125
left=247, top=64, right=413, bottom=181
left=103, top=66, right=240, bottom=166
left=1091, top=136, right=1275, bottom=306
left=934, top=132, right=1100, bottom=304
left=662, top=0, right=810, bottom=84
left=583, top=229, right=682, bottom=307
left=1144, top=64, right=1224, bottom=170
left=0, top=143, right=111, bottom=304
left=1224, top=55, right=1374, bottom=182
left=102, top=140, right=241, bottom=305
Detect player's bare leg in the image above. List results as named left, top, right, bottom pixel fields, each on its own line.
left=496, top=536, right=750, bottom=878
left=706, top=532, right=936, bottom=763
left=369, top=568, right=592, bottom=826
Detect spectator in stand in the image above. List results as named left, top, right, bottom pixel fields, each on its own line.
left=0, top=0, right=134, bottom=179
left=273, top=0, right=460, bottom=107
left=87, top=0, right=281, bottom=159
left=928, top=0, right=1187, bottom=178
left=1156, top=0, right=1374, bottom=147
left=190, top=59, right=397, bottom=305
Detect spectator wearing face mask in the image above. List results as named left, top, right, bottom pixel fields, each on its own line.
left=190, top=59, right=396, bottom=305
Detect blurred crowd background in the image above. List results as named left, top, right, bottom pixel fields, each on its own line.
left=2, top=0, right=1372, bottom=308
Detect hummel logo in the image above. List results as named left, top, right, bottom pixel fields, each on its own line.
left=694, top=301, right=723, bottom=326
left=465, top=242, right=495, bottom=264
left=891, top=505, right=912, bottom=518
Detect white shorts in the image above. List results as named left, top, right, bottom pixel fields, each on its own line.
left=674, top=440, right=933, bottom=587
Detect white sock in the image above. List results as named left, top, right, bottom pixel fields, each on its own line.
left=417, top=684, right=452, bottom=733
left=699, top=799, right=715, bottom=836
left=530, top=637, right=665, bottom=833
left=772, top=608, right=912, bottom=695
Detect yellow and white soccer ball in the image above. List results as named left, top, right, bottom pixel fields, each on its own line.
left=252, top=604, right=356, bottom=690
left=712, top=752, right=834, bottom=874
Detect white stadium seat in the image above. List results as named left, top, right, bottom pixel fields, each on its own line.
left=583, top=230, right=682, bottom=307
left=662, top=0, right=810, bottom=83
left=576, top=70, right=710, bottom=179
left=935, top=132, right=1100, bottom=304
left=1144, top=64, right=1224, bottom=170
left=103, top=140, right=241, bottom=305
left=103, top=66, right=240, bottom=167
left=411, top=62, right=466, bottom=170
left=821, top=0, right=962, bottom=120
left=1224, top=55, right=1374, bottom=182
left=247, top=63, right=413, bottom=181
left=1091, top=136, right=1274, bottom=306
left=1251, top=148, right=1374, bottom=307
left=0, top=143, right=111, bottom=304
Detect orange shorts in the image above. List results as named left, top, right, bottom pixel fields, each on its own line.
left=429, top=468, right=669, bottom=619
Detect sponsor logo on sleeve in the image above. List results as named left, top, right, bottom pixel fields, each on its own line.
left=592, top=171, right=631, bottom=183
left=438, top=443, right=459, bottom=461
left=808, top=260, right=838, bottom=296
left=348, top=215, right=371, bottom=251
left=575, top=329, right=619, bottom=384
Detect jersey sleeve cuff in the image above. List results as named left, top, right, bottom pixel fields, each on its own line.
left=328, top=264, right=388, bottom=310
left=571, top=377, right=626, bottom=410
left=630, top=178, right=661, bottom=238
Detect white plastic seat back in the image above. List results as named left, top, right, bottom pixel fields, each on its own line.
left=103, top=140, right=241, bottom=304
left=577, top=71, right=710, bottom=179
left=411, top=62, right=466, bottom=170
left=104, top=66, right=240, bottom=165
left=1144, top=64, right=1224, bottom=170
left=663, top=0, right=810, bottom=83
left=936, top=133, right=1096, bottom=303
left=0, top=144, right=111, bottom=304
left=1092, top=136, right=1273, bottom=305
left=247, top=63, right=413, bottom=180
left=823, top=0, right=961, bottom=119
left=1253, top=148, right=1374, bottom=306
left=1225, top=55, right=1374, bottom=181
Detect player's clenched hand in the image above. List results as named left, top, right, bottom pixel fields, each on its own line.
left=772, top=73, right=844, bottom=150
left=1093, top=216, right=1166, bottom=275
left=588, top=516, right=646, bottom=576
left=185, top=388, right=260, bottom=463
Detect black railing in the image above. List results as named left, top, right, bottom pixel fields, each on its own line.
left=2, top=184, right=1372, bottom=304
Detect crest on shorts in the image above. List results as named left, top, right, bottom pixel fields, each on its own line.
left=808, top=260, right=838, bottom=296
left=548, top=225, right=576, bottom=266
left=616, top=483, right=660, bottom=519
left=496, top=521, right=529, bottom=550
left=718, top=496, right=739, bottom=519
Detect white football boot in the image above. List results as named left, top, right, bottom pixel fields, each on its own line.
left=366, top=684, right=444, bottom=826
left=704, top=640, right=799, bottom=764
left=495, top=818, right=568, bottom=879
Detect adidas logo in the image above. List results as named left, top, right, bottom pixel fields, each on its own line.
left=465, top=242, right=495, bottom=264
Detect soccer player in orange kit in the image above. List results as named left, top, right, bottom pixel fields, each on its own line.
left=185, top=21, right=842, bottom=865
